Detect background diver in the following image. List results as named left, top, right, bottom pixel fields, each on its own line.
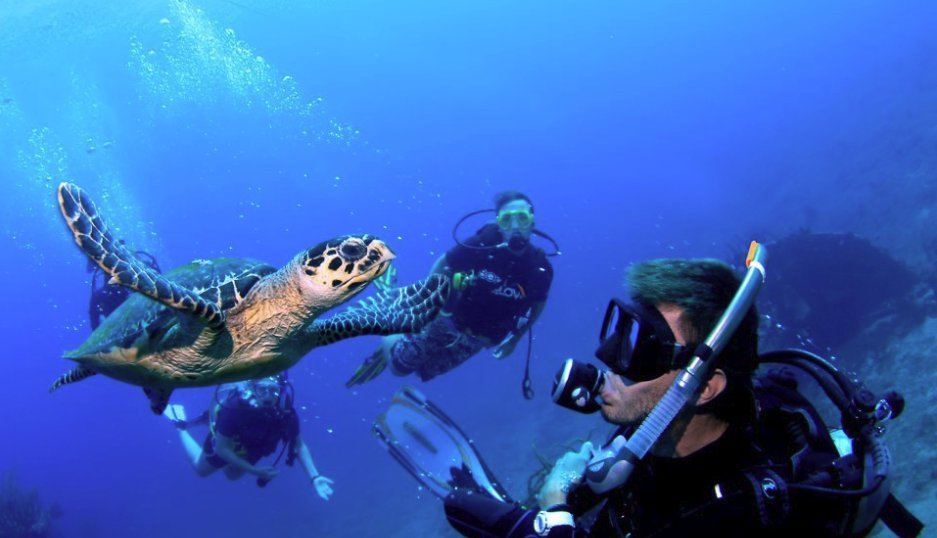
left=347, top=190, right=555, bottom=397
left=87, top=242, right=160, bottom=330
left=164, top=373, right=335, bottom=500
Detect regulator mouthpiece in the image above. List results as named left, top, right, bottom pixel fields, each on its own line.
left=552, top=358, right=605, bottom=414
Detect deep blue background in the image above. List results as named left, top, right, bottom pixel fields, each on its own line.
left=1, top=1, right=936, bottom=536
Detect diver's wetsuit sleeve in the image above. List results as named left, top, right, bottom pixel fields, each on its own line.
left=444, top=490, right=584, bottom=537
left=521, top=484, right=605, bottom=537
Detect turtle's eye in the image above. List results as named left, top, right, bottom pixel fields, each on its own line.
left=339, top=238, right=367, bottom=261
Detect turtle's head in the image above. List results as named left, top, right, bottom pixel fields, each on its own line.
left=298, top=234, right=395, bottom=306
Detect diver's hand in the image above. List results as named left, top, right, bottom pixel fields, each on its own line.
left=373, top=264, right=398, bottom=293
left=537, top=441, right=594, bottom=507
left=254, top=466, right=279, bottom=481
left=313, top=476, right=335, bottom=500
left=493, top=338, right=518, bottom=360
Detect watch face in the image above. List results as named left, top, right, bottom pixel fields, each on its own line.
left=534, top=512, right=548, bottom=535
left=534, top=510, right=573, bottom=536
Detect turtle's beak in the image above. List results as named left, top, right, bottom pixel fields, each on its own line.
left=342, top=238, right=395, bottom=290
left=370, top=238, right=395, bottom=264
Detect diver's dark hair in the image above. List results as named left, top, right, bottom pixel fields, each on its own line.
left=494, top=190, right=534, bottom=213
left=627, top=258, right=759, bottom=424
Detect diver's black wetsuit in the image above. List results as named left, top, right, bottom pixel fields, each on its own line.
left=203, top=403, right=299, bottom=469
left=579, top=426, right=774, bottom=537
left=447, top=425, right=843, bottom=537
left=388, top=224, right=553, bottom=381
left=445, top=223, right=552, bottom=342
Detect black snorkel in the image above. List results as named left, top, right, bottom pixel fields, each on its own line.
left=451, top=209, right=561, bottom=257
left=584, top=241, right=768, bottom=494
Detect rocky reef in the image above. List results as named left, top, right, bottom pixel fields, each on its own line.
left=758, top=231, right=925, bottom=355
left=0, top=473, right=60, bottom=538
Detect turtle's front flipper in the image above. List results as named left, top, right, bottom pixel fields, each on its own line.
left=309, top=274, right=450, bottom=347
left=58, top=182, right=225, bottom=328
left=49, top=366, right=97, bottom=393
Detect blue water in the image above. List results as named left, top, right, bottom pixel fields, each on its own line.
left=2, top=1, right=936, bottom=536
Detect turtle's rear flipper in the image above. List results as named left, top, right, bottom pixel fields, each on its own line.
left=144, top=387, right=173, bottom=415
left=49, top=366, right=97, bottom=393
left=58, top=182, right=225, bottom=328
left=310, top=274, right=450, bottom=347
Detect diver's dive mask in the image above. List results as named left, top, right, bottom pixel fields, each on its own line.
left=214, top=373, right=295, bottom=417
left=495, top=208, right=534, bottom=231
left=595, top=299, right=693, bottom=383
left=552, top=299, right=694, bottom=414
left=496, top=208, right=534, bottom=251
left=236, top=375, right=286, bottom=408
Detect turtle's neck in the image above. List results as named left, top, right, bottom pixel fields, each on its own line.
left=232, top=258, right=322, bottom=340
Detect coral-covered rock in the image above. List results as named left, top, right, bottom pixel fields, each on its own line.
left=760, top=231, right=920, bottom=352
left=0, top=473, right=60, bottom=538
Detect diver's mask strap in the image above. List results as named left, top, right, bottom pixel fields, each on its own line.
left=496, top=208, right=534, bottom=230
left=596, top=299, right=682, bottom=382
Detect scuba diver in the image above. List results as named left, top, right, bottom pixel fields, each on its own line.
left=375, top=251, right=923, bottom=537
left=347, top=190, right=556, bottom=399
left=163, top=373, right=335, bottom=500
left=87, top=243, right=160, bottom=330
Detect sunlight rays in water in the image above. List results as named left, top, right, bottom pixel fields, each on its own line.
left=129, top=0, right=359, bottom=145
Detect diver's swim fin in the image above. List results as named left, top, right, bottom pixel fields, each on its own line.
left=163, top=404, right=210, bottom=431
left=163, top=403, right=187, bottom=425
left=346, top=347, right=388, bottom=388
left=374, top=385, right=512, bottom=502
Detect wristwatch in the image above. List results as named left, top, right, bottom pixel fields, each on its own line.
left=533, top=510, right=574, bottom=536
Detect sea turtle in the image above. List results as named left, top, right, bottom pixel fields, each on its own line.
left=52, top=182, right=449, bottom=413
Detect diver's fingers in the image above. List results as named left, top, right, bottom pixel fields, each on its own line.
left=578, top=441, right=594, bottom=457
left=314, top=477, right=335, bottom=498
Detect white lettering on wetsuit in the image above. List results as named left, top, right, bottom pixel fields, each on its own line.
left=473, top=268, right=526, bottom=301
left=477, top=269, right=501, bottom=284
left=492, top=284, right=525, bottom=300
